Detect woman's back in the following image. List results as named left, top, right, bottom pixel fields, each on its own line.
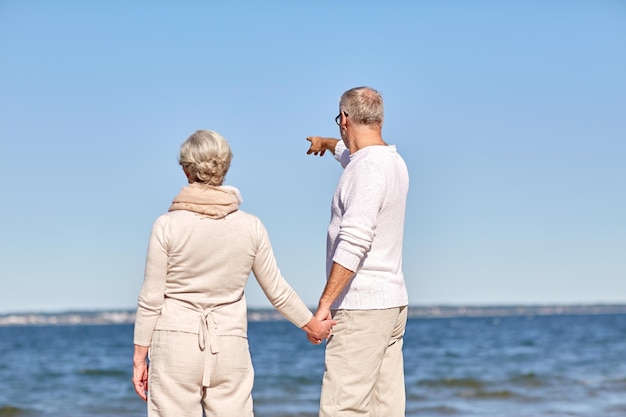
left=157, top=209, right=262, bottom=308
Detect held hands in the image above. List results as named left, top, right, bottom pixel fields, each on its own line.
left=303, top=308, right=336, bottom=345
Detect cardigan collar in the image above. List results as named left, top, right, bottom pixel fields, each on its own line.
left=168, top=182, right=241, bottom=219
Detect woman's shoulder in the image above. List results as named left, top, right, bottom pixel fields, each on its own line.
left=225, top=209, right=266, bottom=232
left=228, top=210, right=270, bottom=236
left=229, top=208, right=259, bottom=222
left=152, top=209, right=264, bottom=231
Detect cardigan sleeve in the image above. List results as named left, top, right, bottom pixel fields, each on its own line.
left=251, top=218, right=313, bottom=328
left=133, top=215, right=169, bottom=346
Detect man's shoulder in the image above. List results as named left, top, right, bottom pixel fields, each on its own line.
left=352, top=145, right=402, bottom=165
left=349, top=146, right=409, bottom=185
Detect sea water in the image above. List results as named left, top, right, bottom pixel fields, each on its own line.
left=1, top=313, right=625, bottom=417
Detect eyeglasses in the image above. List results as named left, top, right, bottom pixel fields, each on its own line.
left=335, top=111, right=348, bottom=126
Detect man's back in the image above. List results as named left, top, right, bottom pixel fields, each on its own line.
left=328, top=144, right=409, bottom=310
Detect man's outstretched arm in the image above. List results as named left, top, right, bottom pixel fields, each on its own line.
left=306, top=136, right=340, bottom=157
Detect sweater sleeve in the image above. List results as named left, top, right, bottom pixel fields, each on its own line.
left=133, top=216, right=169, bottom=346
left=333, top=159, right=386, bottom=272
left=251, top=219, right=313, bottom=328
left=334, top=140, right=350, bottom=168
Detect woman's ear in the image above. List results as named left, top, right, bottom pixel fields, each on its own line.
left=183, top=166, right=192, bottom=183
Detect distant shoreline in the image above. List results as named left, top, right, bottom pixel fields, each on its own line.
left=1, top=304, right=626, bottom=326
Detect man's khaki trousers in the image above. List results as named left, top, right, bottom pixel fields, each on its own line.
left=320, top=306, right=408, bottom=417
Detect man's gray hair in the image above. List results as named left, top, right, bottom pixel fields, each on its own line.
left=178, top=130, right=233, bottom=186
left=339, top=86, right=384, bottom=127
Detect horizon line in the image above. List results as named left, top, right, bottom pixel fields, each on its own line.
left=2, top=303, right=626, bottom=327
left=2, top=301, right=626, bottom=316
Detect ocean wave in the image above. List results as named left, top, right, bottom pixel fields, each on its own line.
left=459, top=389, right=515, bottom=399
left=0, top=406, right=35, bottom=417
left=600, top=377, right=626, bottom=390
left=407, top=405, right=461, bottom=415
left=417, top=377, right=485, bottom=389
left=415, top=376, right=540, bottom=400
left=509, top=372, right=546, bottom=387
left=78, top=368, right=127, bottom=377
left=605, top=403, right=626, bottom=413
left=416, top=372, right=569, bottom=392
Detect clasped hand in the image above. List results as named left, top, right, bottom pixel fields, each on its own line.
left=303, top=307, right=336, bottom=345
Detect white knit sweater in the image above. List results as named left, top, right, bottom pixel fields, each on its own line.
left=328, top=141, right=409, bottom=310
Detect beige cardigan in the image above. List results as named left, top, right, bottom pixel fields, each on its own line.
left=134, top=184, right=313, bottom=348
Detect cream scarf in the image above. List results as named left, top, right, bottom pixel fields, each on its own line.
left=168, top=182, right=242, bottom=219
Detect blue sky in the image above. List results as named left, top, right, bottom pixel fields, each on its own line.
left=0, top=1, right=624, bottom=313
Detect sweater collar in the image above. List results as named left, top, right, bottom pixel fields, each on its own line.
left=168, top=182, right=240, bottom=219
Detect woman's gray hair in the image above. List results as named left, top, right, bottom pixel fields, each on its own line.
left=339, top=86, right=384, bottom=127
left=178, top=130, right=233, bottom=186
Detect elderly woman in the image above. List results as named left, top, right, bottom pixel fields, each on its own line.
left=132, top=130, right=333, bottom=417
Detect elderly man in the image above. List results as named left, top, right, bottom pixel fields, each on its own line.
left=306, top=86, right=410, bottom=417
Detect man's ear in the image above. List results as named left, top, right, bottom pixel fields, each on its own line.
left=340, top=112, right=349, bottom=129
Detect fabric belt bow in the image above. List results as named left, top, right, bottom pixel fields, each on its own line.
left=199, top=309, right=220, bottom=354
